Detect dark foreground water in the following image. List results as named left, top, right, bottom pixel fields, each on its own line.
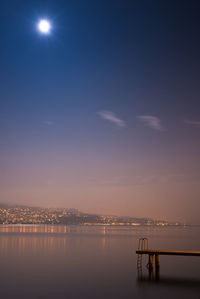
left=0, top=225, right=200, bottom=299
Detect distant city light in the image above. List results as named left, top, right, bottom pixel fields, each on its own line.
left=37, top=19, right=51, bottom=34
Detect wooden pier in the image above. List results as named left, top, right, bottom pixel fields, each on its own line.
left=136, top=244, right=200, bottom=280
left=136, top=250, right=200, bottom=257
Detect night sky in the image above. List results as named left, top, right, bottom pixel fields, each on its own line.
left=1, top=0, right=200, bottom=224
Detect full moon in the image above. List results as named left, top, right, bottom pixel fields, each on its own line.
left=38, top=19, right=51, bottom=34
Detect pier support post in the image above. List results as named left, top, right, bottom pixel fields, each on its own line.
left=155, top=254, right=160, bottom=280
left=148, top=254, right=154, bottom=280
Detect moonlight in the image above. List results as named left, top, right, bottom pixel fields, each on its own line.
left=37, top=19, right=51, bottom=34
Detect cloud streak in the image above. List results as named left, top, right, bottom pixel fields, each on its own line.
left=43, top=120, right=54, bottom=125
left=137, top=115, right=164, bottom=131
left=97, top=110, right=126, bottom=127
left=184, top=120, right=200, bottom=126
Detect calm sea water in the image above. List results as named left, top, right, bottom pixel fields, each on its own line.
left=0, top=225, right=200, bottom=299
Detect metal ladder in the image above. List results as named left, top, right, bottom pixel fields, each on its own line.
left=137, top=238, right=149, bottom=277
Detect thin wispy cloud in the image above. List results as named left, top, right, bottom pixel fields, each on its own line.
left=137, top=115, right=164, bottom=131
left=43, top=120, right=54, bottom=125
left=184, top=120, right=200, bottom=126
left=97, top=110, right=126, bottom=127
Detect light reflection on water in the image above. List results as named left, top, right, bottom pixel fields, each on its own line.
left=0, top=225, right=200, bottom=299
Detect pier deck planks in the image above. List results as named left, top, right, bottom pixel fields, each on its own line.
left=136, top=250, right=200, bottom=256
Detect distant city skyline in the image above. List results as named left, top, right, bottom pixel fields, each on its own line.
left=0, top=203, right=182, bottom=226
left=1, top=0, right=200, bottom=224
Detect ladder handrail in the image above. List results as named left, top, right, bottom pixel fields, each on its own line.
left=138, top=238, right=149, bottom=250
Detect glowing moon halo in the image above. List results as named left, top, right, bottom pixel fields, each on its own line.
left=38, top=19, right=51, bottom=34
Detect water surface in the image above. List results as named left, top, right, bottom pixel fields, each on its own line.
left=0, top=225, right=200, bottom=299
